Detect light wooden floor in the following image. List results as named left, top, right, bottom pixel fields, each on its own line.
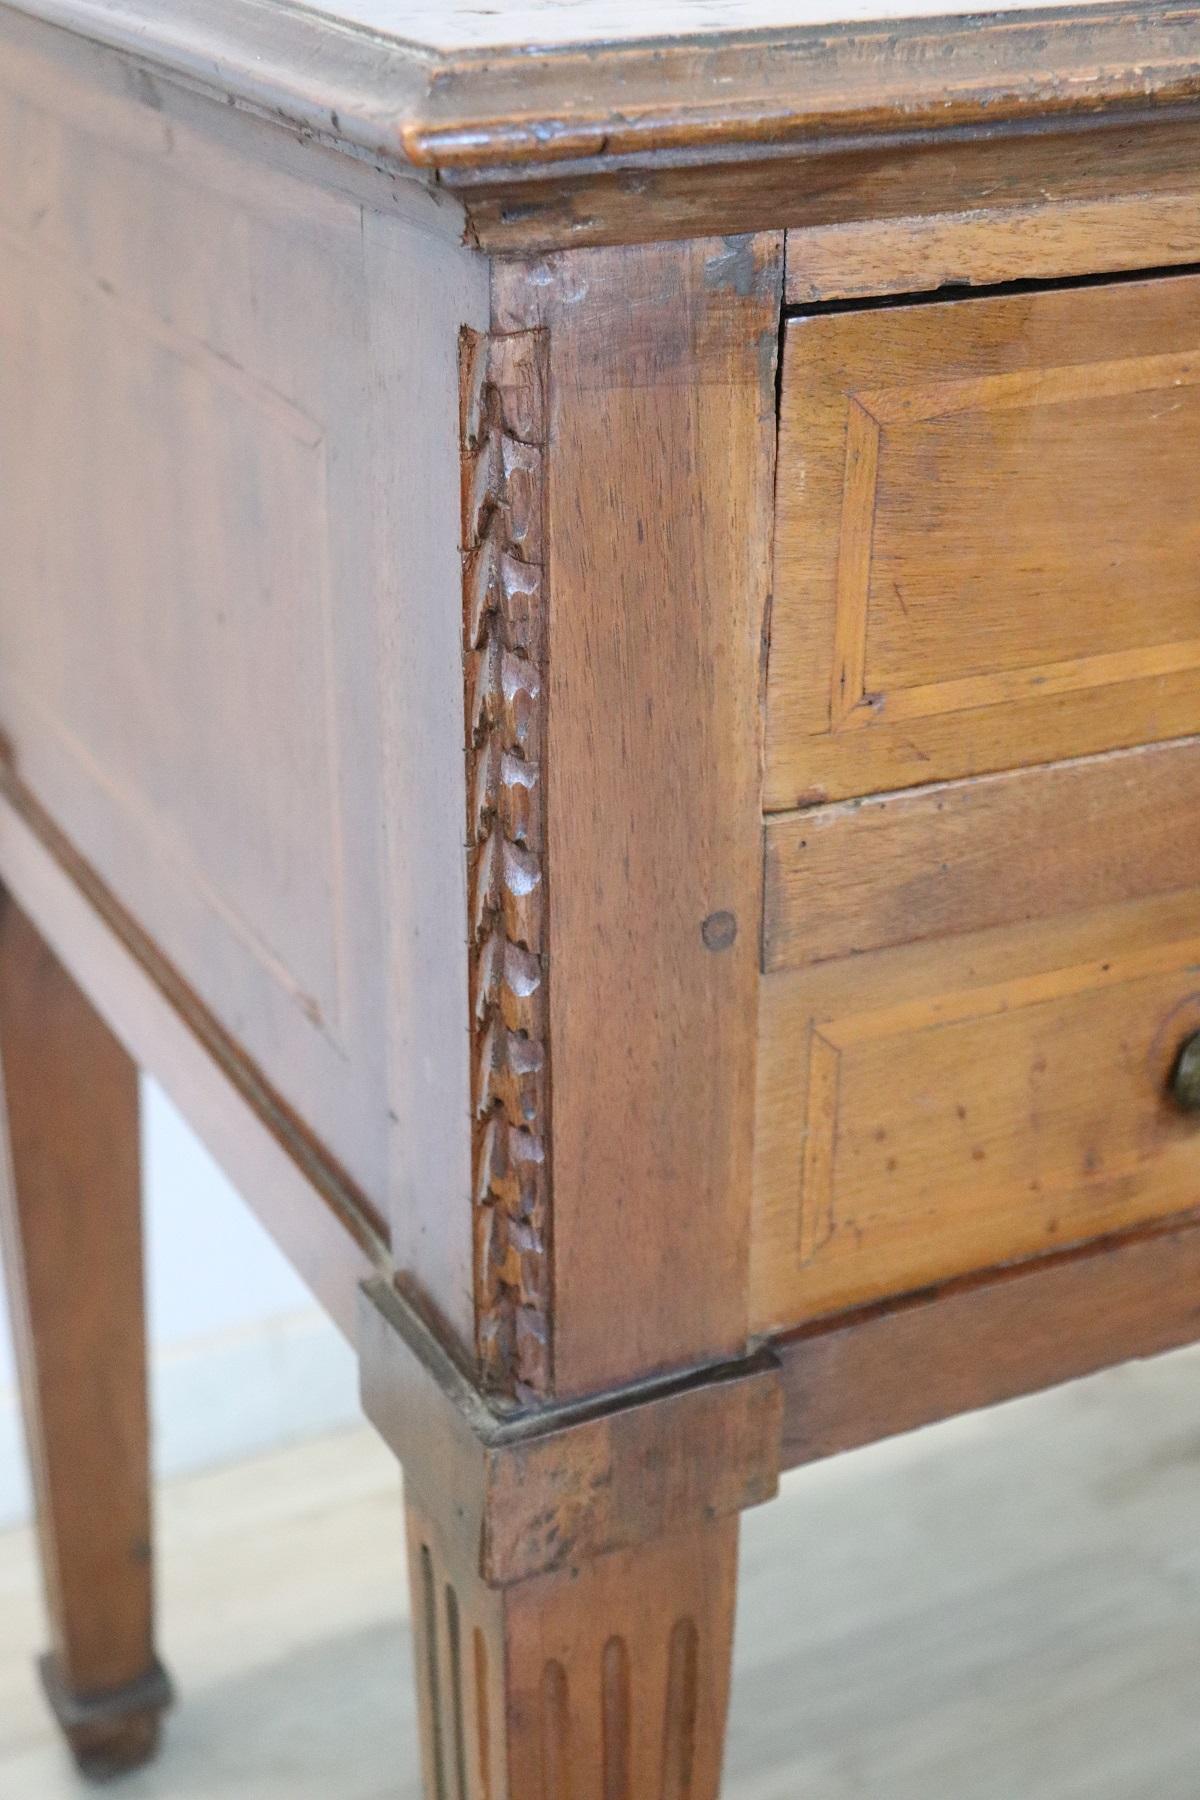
left=3, top=1345, right=1200, bottom=1798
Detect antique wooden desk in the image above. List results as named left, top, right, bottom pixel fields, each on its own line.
left=4, top=0, right=1200, bottom=1791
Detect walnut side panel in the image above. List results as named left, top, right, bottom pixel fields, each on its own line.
left=461, top=327, right=553, bottom=1402
left=0, top=24, right=488, bottom=1369
left=0, top=778, right=385, bottom=1341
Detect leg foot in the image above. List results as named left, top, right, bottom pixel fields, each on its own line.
left=39, top=1655, right=174, bottom=1782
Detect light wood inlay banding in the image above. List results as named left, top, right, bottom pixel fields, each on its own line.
left=829, top=353, right=1200, bottom=735
left=799, top=1031, right=841, bottom=1267
left=831, top=400, right=880, bottom=730
left=754, top=887, right=1200, bottom=1330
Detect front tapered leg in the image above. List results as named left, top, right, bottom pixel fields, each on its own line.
left=0, top=897, right=171, bottom=1778
left=406, top=1489, right=738, bottom=1799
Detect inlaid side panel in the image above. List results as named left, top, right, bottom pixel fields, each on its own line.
left=1, top=216, right=345, bottom=1040
left=752, top=740, right=1200, bottom=1332
left=768, top=273, right=1200, bottom=809
left=0, top=25, right=486, bottom=1348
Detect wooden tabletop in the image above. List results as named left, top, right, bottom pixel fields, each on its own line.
left=10, top=0, right=1200, bottom=178
left=275, top=0, right=1111, bottom=52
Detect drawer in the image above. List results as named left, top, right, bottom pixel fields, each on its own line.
left=750, top=737, right=1200, bottom=1335
left=765, top=273, right=1200, bottom=810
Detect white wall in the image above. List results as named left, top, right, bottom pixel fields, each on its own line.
left=0, top=1078, right=362, bottom=1528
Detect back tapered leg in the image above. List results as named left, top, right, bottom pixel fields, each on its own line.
left=0, top=896, right=171, bottom=1778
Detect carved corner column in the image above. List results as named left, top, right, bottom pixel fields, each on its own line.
left=489, top=237, right=784, bottom=1401
left=392, top=234, right=787, bottom=1797
left=462, top=237, right=783, bottom=1408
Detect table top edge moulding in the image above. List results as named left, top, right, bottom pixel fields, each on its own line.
left=7, top=0, right=1200, bottom=251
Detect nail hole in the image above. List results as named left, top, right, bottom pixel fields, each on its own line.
left=701, top=910, right=738, bottom=952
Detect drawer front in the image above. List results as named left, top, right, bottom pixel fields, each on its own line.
left=751, top=739, right=1200, bottom=1333
left=766, top=274, right=1200, bottom=810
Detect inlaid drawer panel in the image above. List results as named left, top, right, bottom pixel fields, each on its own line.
left=766, top=274, right=1200, bottom=811
left=750, top=738, right=1200, bottom=1333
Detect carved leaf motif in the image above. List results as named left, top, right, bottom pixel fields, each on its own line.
left=460, top=326, right=552, bottom=1404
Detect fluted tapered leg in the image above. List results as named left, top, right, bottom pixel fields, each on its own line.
left=406, top=1491, right=738, bottom=1799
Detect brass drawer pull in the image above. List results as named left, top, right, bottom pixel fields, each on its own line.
left=1172, top=1033, right=1200, bottom=1111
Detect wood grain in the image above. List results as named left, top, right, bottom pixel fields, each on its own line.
left=407, top=1492, right=738, bottom=1800
left=786, top=188, right=1200, bottom=305
left=777, top=1214, right=1200, bottom=1468
left=16, top=0, right=1171, bottom=58
left=361, top=207, right=488, bottom=1369
left=403, top=5, right=1200, bottom=175
left=768, top=271, right=1200, bottom=810
left=0, top=47, right=390, bottom=1205
left=495, top=235, right=782, bottom=1398
left=765, top=737, right=1200, bottom=973
left=0, top=898, right=169, bottom=1778
left=458, top=115, right=1200, bottom=255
